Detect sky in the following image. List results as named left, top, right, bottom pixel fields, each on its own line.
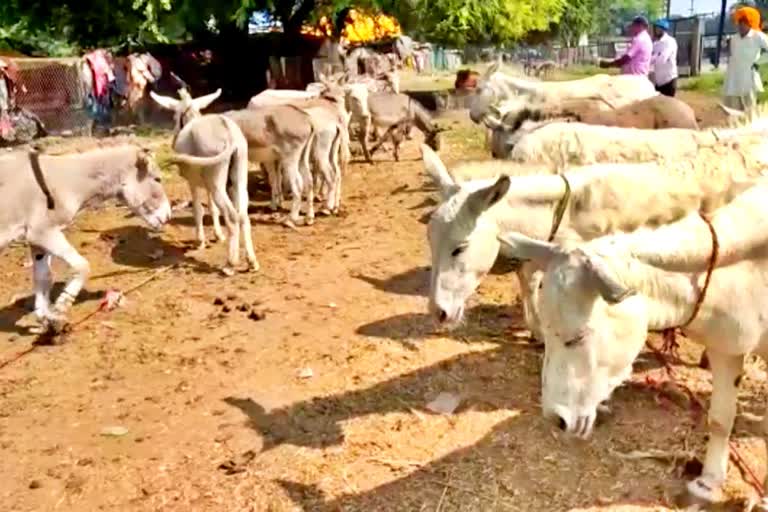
left=668, top=0, right=736, bottom=16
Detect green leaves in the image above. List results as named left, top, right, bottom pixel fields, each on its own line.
left=412, top=0, right=567, bottom=46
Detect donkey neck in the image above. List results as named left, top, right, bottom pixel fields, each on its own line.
left=45, top=147, right=134, bottom=213
left=596, top=240, right=709, bottom=333
left=411, top=102, right=436, bottom=135
left=490, top=174, right=575, bottom=243
left=488, top=190, right=566, bottom=243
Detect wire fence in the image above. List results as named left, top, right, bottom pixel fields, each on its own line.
left=13, top=58, right=93, bottom=136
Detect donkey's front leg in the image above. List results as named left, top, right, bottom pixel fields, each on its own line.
left=516, top=264, right=544, bottom=342
left=30, top=246, right=53, bottom=321
left=686, top=352, right=744, bottom=504
left=756, top=400, right=768, bottom=511
left=31, top=230, right=90, bottom=331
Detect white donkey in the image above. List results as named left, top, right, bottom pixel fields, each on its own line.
left=150, top=89, right=259, bottom=274
left=468, top=61, right=657, bottom=127
left=495, top=178, right=768, bottom=508
left=422, top=145, right=756, bottom=341
left=1, top=143, right=171, bottom=331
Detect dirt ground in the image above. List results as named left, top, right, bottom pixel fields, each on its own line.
left=1, top=91, right=766, bottom=512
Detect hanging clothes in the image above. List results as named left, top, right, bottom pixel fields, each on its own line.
left=83, top=49, right=115, bottom=125
left=84, top=49, right=114, bottom=97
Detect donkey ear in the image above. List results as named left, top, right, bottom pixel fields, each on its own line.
left=718, top=102, right=745, bottom=118
left=497, top=231, right=564, bottom=265
left=483, top=60, right=501, bottom=79
left=421, top=144, right=457, bottom=198
left=584, top=254, right=636, bottom=304
left=136, top=148, right=154, bottom=177
left=192, top=88, right=222, bottom=111
left=482, top=113, right=503, bottom=130
left=466, top=175, right=510, bottom=216
left=149, top=91, right=180, bottom=110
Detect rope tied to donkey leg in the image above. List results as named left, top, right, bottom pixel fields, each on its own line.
left=660, top=212, right=720, bottom=356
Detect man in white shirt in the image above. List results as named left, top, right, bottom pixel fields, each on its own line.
left=723, top=7, right=768, bottom=112
left=650, top=19, right=678, bottom=96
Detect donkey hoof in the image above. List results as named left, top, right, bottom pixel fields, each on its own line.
left=39, top=314, right=68, bottom=335
left=281, top=219, right=301, bottom=232
left=248, top=261, right=261, bottom=273
left=319, top=208, right=332, bottom=217
left=221, top=267, right=236, bottom=277
left=305, top=217, right=315, bottom=226
left=683, top=477, right=718, bottom=506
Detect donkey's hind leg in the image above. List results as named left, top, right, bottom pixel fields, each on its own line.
left=208, top=190, right=225, bottom=242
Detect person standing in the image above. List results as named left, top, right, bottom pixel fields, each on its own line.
left=723, top=6, right=768, bottom=112
left=650, top=19, right=678, bottom=96
left=599, top=16, right=653, bottom=75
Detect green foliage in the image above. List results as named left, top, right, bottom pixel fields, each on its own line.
left=553, top=0, right=666, bottom=44
left=1, top=0, right=667, bottom=56
left=410, top=0, right=567, bottom=47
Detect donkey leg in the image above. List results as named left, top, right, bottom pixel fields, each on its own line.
left=686, top=352, right=744, bottom=503
left=208, top=190, right=225, bottom=242
left=30, top=230, right=90, bottom=331
left=297, top=140, right=315, bottom=225
left=190, top=185, right=208, bottom=250
left=30, top=246, right=53, bottom=322
left=283, top=155, right=304, bottom=226
left=301, top=160, right=315, bottom=226
left=360, top=116, right=373, bottom=163
left=517, top=265, right=544, bottom=341
left=207, top=182, right=241, bottom=275
left=233, top=160, right=259, bottom=272
left=758, top=401, right=768, bottom=511
left=263, top=162, right=282, bottom=212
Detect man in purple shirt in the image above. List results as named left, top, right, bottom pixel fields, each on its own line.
left=599, top=16, right=653, bottom=75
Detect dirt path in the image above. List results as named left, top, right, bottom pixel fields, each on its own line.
left=0, top=107, right=764, bottom=512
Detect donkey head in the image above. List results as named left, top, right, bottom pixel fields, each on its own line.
left=150, top=87, right=222, bottom=134
left=119, top=148, right=172, bottom=231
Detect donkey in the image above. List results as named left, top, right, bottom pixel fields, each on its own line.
left=364, top=93, right=445, bottom=162
left=150, top=89, right=259, bottom=275
left=495, top=178, right=768, bottom=509
left=152, top=88, right=316, bottom=230
left=247, top=75, right=350, bottom=216
left=421, top=145, right=756, bottom=343
left=0, top=143, right=171, bottom=331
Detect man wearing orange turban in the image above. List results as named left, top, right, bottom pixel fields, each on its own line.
left=723, top=6, right=768, bottom=112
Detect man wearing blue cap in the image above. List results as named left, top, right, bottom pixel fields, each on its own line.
left=650, top=19, right=678, bottom=96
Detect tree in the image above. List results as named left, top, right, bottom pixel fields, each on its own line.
left=550, top=0, right=666, bottom=45
left=406, top=0, right=567, bottom=47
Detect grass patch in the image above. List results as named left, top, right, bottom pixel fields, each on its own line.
left=442, top=123, right=488, bottom=159
left=680, top=72, right=725, bottom=96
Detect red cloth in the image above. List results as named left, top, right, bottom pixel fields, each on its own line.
left=84, top=50, right=114, bottom=97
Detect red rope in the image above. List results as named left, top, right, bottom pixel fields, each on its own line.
left=658, top=212, right=720, bottom=357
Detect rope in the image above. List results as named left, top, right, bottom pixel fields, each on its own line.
left=660, top=212, right=719, bottom=355
left=29, top=150, right=56, bottom=210
left=548, top=174, right=571, bottom=242
left=0, top=265, right=174, bottom=371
